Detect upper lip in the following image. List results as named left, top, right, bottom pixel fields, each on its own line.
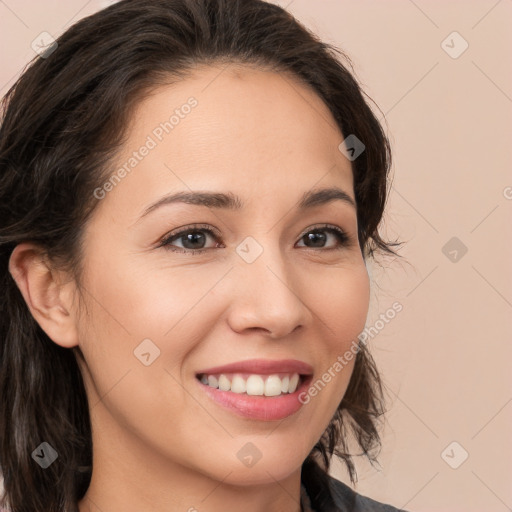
left=196, top=358, right=314, bottom=376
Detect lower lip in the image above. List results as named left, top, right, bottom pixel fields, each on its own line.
left=196, top=375, right=312, bottom=421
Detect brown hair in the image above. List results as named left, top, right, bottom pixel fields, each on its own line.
left=0, top=0, right=401, bottom=510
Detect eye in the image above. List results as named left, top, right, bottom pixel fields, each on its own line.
left=159, top=223, right=351, bottom=255
left=296, top=224, right=350, bottom=250
left=159, top=224, right=222, bottom=254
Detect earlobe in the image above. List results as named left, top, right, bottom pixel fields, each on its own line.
left=8, top=242, right=80, bottom=349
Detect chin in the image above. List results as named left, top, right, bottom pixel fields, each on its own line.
left=199, top=442, right=307, bottom=486
left=217, top=462, right=302, bottom=487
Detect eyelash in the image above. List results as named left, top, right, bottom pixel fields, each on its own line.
left=158, top=223, right=352, bottom=255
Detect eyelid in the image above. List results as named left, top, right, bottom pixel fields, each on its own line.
left=158, top=223, right=222, bottom=245
left=297, top=223, right=347, bottom=239
left=184, top=223, right=221, bottom=237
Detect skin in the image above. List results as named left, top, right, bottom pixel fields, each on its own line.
left=9, top=64, right=370, bottom=512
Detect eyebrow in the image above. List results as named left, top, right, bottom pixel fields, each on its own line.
left=137, top=186, right=356, bottom=221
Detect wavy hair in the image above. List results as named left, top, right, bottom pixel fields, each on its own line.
left=0, top=0, right=401, bottom=510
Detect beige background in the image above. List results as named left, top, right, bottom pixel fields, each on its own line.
left=1, top=1, right=511, bottom=511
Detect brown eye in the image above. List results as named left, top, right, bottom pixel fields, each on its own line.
left=296, top=225, right=350, bottom=250
left=160, top=224, right=222, bottom=254
left=159, top=223, right=351, bottom=255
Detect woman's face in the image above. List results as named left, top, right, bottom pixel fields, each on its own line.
left=73, top=64, right=370, bottom=487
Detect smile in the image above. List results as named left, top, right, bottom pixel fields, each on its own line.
left=197, top=372, right=302, bottom=396
left=195, top=359, right=314, bottom=421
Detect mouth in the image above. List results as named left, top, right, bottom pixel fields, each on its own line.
left=194, top=359, right=314, bottom=421
left=195, top=372, right=309, bottom=396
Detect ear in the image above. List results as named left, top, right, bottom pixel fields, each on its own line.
left=8, top=242, right=80, bottom=348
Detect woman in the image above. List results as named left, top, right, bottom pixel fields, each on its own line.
left=0, top=0, right=406, bottom=510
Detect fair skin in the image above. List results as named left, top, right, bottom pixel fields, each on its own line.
left=9, top=64, right=370, bottom=512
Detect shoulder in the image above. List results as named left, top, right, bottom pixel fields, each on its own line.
left=325, top=474, right=410, bottom=512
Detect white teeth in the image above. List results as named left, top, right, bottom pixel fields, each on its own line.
left=280, top=375, right=289, bottom=393
left=288, top=373, right=300, bottom=393
left=230, top=375, right=247, bottom=394
left=246, top=375, right=265, bottom=395
left=200, top=372, right=303, bottom=396
left=218, top=374, right=231, bottom=391
left=264, top=375, right=283, bottom=396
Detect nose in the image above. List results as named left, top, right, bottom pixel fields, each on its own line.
left=226, top=245, right=313, bottom=339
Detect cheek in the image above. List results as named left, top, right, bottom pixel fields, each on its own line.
left=73, top=265, right=208, bottom=453
left=80, top=250, right=222, bottom=347
left=74, top=259, right=233, bottom=437
left=301, top=263, right=370, bottom=412
left=315, top=263, right=370, bottom=350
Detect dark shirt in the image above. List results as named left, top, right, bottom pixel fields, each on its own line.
left=301, top=475, right=410, bottom=512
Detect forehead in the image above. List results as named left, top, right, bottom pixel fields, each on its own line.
left=94, top=63, right=354, bottom=221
